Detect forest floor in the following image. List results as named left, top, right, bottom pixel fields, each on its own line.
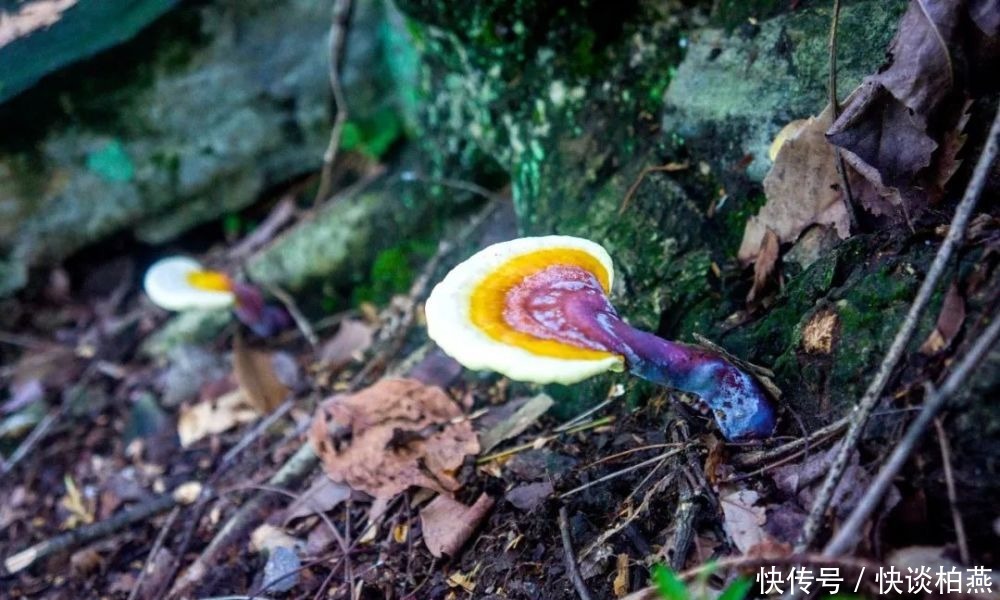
left=1, top=157, right=997, bottom=599
left=2, top=1, right=1000, bottom=598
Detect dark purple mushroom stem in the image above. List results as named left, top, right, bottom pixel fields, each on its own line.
left=232, top=282, right=291, bottom=338
left=506, top=265, right=777, bottom=440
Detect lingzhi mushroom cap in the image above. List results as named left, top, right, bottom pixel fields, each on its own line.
left=425, top=236, right=625, bottom=385
left=143, top=256, right=289, bottom=337
left=143, top=256, right=235, bottom=311
left=424, top=235, right=777, bottom=440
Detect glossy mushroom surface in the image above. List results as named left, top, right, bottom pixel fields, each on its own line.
left=425, top=236, right=776, bottom=440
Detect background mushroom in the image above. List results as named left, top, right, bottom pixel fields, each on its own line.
left=425, top=236, right=777, bottom=440
left=143, top=256, right=288, bottom=337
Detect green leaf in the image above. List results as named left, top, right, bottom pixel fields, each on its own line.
left=718, top=578, right=752, bottom=600
left=652, top=564, right=689, bottom=600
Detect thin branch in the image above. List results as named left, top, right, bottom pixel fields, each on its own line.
left=4, top=490, right=180, bottom=574
left=313, top=0, right=354, bottom=207
left=823, top=314, right=1000, bottom=557
left=127, top=506, right=181, bottom=600
left=559, top=448, right=684, bottom=499
left=0, top=407, right=62, bottom=477
left=262, top=282, right=319, bottom=347
left=167, top=444, right=319, bottom=598
left=559, top=506, right=595, bottom=600
left=934, top=417, right=970, bottom=564
left=220, top=398, right=295, bottom=466
left=618, top=162, right=689, bottom=215
left=729, top=416, right=849, bottom=470
left=797, top=103, right=1000, bottom=551
left=828, top=0, right=858, bottom=230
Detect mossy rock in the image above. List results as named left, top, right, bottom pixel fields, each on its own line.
left=0, top=0, right=418, bottom=297
left=393, top=0, right=945, bottom=425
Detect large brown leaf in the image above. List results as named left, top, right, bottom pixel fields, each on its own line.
left=309, top=378, right=479, bottom=504
left=739, top=107, right=850, bottom=265
left=233, top=334, right=288, bottom=413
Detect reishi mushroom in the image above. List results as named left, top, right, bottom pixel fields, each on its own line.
left=143, top=256, right=288, bottom=337
left=424, top=236, right=776, bottom=440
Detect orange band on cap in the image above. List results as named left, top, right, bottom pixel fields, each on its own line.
left=186, top=270, right=233, bottom=292
left=469, top=248, right=618, bottom=360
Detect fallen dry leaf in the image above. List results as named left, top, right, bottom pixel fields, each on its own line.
left=60, top=475, right=95, bottom=529
left=740, top=107, right=850, bottom=265
left=802, top=309, right=839, bottom=355
left=768, top=119, right=809, bottom=161
left=233, top=334, right=288, bottom=413
left=250, top=523, right=302, bottom=554
left=920, top=282, right=965, bottom=355
left=177, top=389, right=258, bottom=447
left=613, top=553, right=630, bottom=597
left=420, top=493, right=494, bottom=558
left=309, top=378, right=480, bottom=504
left=505, top=481, right=553, bottom=512
left=478, top=393, right=553, bottom=454
left=747, top=227, right=780, bottom=309
left=318, top=319, right=373, bottom=370
left=284, top=476, right=353, bottom=523
left=771, top=445, right=876, bottom=520
left=719, top=488, right=768, bottom=554
left=826, top=0, right=997, bottom=221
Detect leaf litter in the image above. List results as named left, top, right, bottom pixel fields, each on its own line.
left=309, top=378, right=480, bottom=504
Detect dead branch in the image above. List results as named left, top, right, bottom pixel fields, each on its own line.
left=559, top=448, right=684, bottom=499
left=729, top=416, right=848, bottom=470
left=828, top=0, right=858, bottom=230
left=167, top=443, right=319, bottom=598
left=559, top=506, right=595, bottom=600
left=934, top=417, right=970, bottom=564
left=127, top=506, right=181, bottom=600
left=313, top=0, right=354, bottom=207
left=261, top=282, right=319, bottom=347
left=823, top=313, right=1000, bottom=557
left=797, top=103, right=1000, bottom=551
left=4, top=489, right=181, bottom=575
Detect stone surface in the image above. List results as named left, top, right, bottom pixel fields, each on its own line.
left=0, top=0, right=416, bottom=297
left=0, top=0, right=178, bottom=104
left=394, top=0, right=928, bottom=420
left=663, top=2, right=906, bottom=182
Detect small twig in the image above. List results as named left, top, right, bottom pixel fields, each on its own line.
left=4, top=489, right=180, bottom=574
left=666, top=422, right=702, bottom=571
left=823, top=314, right=1000, bottom=557
left=167, top=444, right=319, bottom=598
left=476, top=416, right=615, bottom=465
left=581, top=469, right=676, bottom=562
left=827, top=0, right=858, bottom=231
left=798, top=103, right=1000, bottom=551
left=313, top=0, right=354, bottom=207
left=559, top=448, right=684, bottom=499
left=220, top=398, right=295, bottom=466
left=730, top=417, right=848, bottom=469
left=934, top=417, right=970, bottom=564
left=559, top=506, right=595, bottom=600
left=262, top=282, right=319, bottom=347
left=350, top=198, right=504, bottom=386
left=398, top=171, right=509, bottom=203
left=228, top=196, right=297, bottom=261
left=555, top=398, right=612, bottom=432
left=583, top=442, right=683, bottom=469
left=127, top=506, right=181, bottom=600
left=0, top=407, right=62, bottom=477
left=618, top=162, right=689, bottom=215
